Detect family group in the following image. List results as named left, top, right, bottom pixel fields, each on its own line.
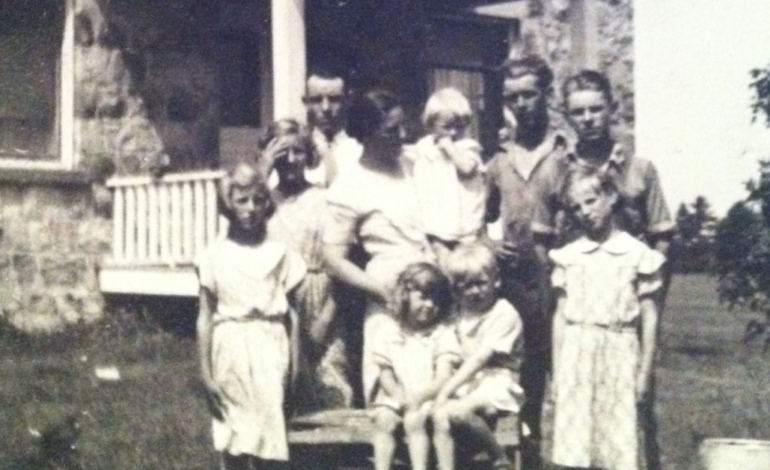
left=195, top=55, right=677, bottom=470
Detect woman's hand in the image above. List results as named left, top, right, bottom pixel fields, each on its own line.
left=257, top=137, right=287, bottom=178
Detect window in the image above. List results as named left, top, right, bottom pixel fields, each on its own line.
left=0, top=0, right=73, bottom=169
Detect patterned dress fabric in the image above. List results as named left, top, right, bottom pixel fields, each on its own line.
left=268, top=186, right=353, bottom=412
left=549, top=231, right=665, bottom=470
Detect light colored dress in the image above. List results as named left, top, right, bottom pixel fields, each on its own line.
left=323, top=158, right=434, bottom=404
left=197, top=239, right=306, bottom=460
left=370, top=323, right=451, bottom=410
left=549, top=231, right=665, bottom=470
left=441, top=299, right=524, bottom=413
left=405, top=135, right=487, bottom=243
left=268, top=185, right=353, bottom=412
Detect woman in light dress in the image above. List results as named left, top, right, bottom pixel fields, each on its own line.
left=262, top=119, right=354, bottom=412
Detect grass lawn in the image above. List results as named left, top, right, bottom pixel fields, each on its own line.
left=2, top=275, right=770, bottom=469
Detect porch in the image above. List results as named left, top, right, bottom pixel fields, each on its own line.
left=97, top=170, right=224, bottom=297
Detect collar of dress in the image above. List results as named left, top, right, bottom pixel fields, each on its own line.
left=572, top=231, right=635, bottom=255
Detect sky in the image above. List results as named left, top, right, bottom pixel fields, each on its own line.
left=635, top=0, right=770, bottom=216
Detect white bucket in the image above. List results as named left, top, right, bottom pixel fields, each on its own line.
left=699, top=438, right=770, bottom=470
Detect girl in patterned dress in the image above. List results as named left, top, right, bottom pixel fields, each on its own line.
left=262, top=119, right=354, bottom=412
left=370, top=262, right=455, bottom=470
left=549, top=167, right=664, bottom=470
left=432, top=243, right=524, bottom=470
left=196, top=163, right=306, bottom=470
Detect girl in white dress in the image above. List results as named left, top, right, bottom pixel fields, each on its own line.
left=432, top=243, right=524, bottom=470
left=196, top=163, right=306, bottom=470
left=549, top=167, right=664, bottom=470
left=370, top=262, right=455, bottom=470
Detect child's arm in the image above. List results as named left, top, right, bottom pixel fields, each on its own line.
left=436, top=137, right=480, bottom=179
left=287, top=287, right=303, bottom=390
left=637, top=296, right=659, bottom=402
left=435, top=346, right=495, bottom=407
left=551, top=294, right=566, bottom=374
left=197, top=286, right=225, bottom=421
left=407, top=357, right=456, bottom=410
left=379, top=367, right=406, bottom=410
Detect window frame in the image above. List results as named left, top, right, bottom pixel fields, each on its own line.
left=0, top=0, right=75, bottom=171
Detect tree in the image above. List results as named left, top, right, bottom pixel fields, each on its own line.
left=713, top=64, right=770, bottom=351
left=750, top=64, right=770, bottom=127
left=672, top=196, right=718, bottom=273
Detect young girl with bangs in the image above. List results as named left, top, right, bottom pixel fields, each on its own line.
left=549, top=167, right=663, bottom=470
left=370, top=262, right=455, bottom=470
left=196, top=163, right=306, bottom=470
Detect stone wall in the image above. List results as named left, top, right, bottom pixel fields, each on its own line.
left=515, top=0, right=634, bottom=144
left=75, top=0, right=227, bottom=176
left=0, top=178, right=110, bottom=333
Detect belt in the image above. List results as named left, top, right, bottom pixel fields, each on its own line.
left=564, top=320, right=637, bottom=334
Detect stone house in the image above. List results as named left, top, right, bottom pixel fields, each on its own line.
left=0, top=0, right=632, bottom=333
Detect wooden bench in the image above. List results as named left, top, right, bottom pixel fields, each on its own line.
left=289, top=409, right=521, bottom=470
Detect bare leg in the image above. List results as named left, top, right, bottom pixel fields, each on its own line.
left=434, top=397, right=509, bottom=470
left=404, top=403, right=432, bottom=470
left=432, top=405, right=456, bottom=470
left=372, top=407, right=402, bottom=470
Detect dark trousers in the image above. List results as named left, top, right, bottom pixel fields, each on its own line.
left=501, top=273, right=550, bottom=470
left=639, top=374, right=661, bottom=470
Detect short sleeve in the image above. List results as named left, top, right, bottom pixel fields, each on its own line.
left=196, top=246, right=216, bottom=292
left=371, top=336, right=396, bottom=369
left=280, top=248, right=307, bottom=293
left=480, top=301, right=523, bottom=355
left=530, top=161, right=564, bottom=236
left=323, top=173, right=366, bottom=246
left=548, top=248, right=569, bottom=291
left=642, top=161, right=677, bottom=236
left=637, top=248, right=666, bottom=296
left=321, top=202, right=360, bottom=246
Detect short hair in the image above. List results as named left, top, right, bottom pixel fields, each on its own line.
left=421, top=87, right=472, bottom=129
left=346, top=89, right=402, bottom=141
left=562, top=69, right=614, bottom=106
left=444, top=243, right=500, bottom=287
left=499, top=55, right=554, bottom=90
left=394, top=262, right=453, bottom=326
left=258, top=118, right=320, bottom=169
left=306, top=66, right=346, bottom=92
left=559, top=165, right=619, bottom=213
left=218, top=163, right=275, bottom=222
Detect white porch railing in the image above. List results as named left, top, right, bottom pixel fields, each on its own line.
left=105, top=170, right=225, bottom=267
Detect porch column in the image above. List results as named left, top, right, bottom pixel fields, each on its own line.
left=570, top=0, right=600, bottom=69
left=271, top=0, right=306, bottom=122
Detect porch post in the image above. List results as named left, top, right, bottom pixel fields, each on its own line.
left=271, top=0, right=306, bottom=122
left=570, top=0, right=600, bottom=70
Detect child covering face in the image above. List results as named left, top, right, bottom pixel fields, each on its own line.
left=196, top=163, right=306, bottom=470
left=431, top=243, right=524, bottom=470
left=549, top=167, right=663, bottom=470
left=370, top=262, right=455, bottom=470
left=406, top=88, right=488, bottom=265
